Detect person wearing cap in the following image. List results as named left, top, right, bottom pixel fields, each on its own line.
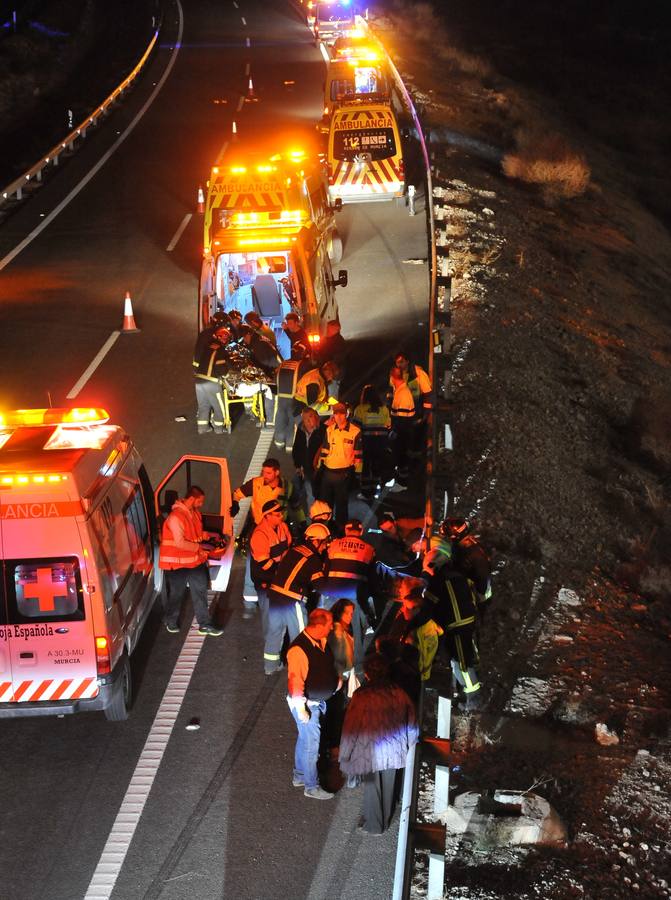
left=292, top=408, right=326, bottom=517
left=264, top=523, right=330, bottom=675
left=274, top=341, right=313, bottom=450
left=315, top=402, right=363, bottom=526
left=319, top=518, right=376, bottom=665
left=249, top=499, right=293, bottom=636
left=193, top=322, right=232, bottom=434
left=282, top=312, right=309, bottom=349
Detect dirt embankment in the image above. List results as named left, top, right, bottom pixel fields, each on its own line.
left=374, top=1, right=671, bottom=896
left=0, top=0, right=158, bottom=185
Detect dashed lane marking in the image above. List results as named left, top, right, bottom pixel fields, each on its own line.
left=241, top=16, right=247, bottom=25
left=166, top=213, right=192, bottom=251
left=84, top=423, right=276, bottom=899
left=0, top=3, right=184, bottom=274
left=66, top=331, right=120, bottom=399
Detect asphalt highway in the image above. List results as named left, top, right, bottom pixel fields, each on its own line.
left=0, top=1, right=429, bottom=898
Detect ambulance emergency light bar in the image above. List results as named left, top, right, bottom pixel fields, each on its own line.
left=0, top=408, right=110, bottom=428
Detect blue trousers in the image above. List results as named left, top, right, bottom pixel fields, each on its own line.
left=289, top=699, right=327, bottom=790
left=264, top=597, right=307, bottom=673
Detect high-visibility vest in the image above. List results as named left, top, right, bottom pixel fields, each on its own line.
left=194, top=344, right=228, bottom=383
left=353, top=403, right=391, bottom=436
left=269, top=543, right=325, bottom=601
left=159, top=502, right=205, bottom=570
left=251, top=475, right=289, bottom=525
left=326, top=536, right=374, bottom=580
left=406, top=365, right=432, bottom=413
left=390, top=381, right=416, bottom=418
left=276, top=359, right=303, bottom=399
left=295, top=368, right=331, bottom=415
left=319, top=421, right=363, bottom=473
left=250, top=519, right=292, bottom=586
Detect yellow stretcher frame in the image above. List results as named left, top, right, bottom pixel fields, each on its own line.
left=221, top=384, right=268, bottom=433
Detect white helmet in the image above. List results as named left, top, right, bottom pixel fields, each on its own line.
left=309, top=500, right=332, bottom=521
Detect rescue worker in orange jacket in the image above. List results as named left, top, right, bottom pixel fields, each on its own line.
left=264, top=523, right=330, bottom=674
left=159, top=485, right=224, bottom=636
left=315, top=403, right=363, bottom=526
left=319, top=519, right=376, bottom=664
left=250, top=500, right=292, bottom=639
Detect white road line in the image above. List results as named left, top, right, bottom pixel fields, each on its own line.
left=237, top=95, right=244, bottom=111
left=241, top=16, right=247, bottom=25
left=216, top=140, right=229, bottom=166
left=84, top=424, right=275, bottom=900
left=166, top=212, right=192, bottom=251
left=319, top=41, right=330, bottom=63
left=0, top=2, right=185, bottom=274
left=233, top=1, right=238, bottom=6
left=245, top=61, right=250, bottom=76
left=66, top=331, right=120, bottom=399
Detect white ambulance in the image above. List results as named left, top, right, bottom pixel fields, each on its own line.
left=0, top=408, right=234, bottom=721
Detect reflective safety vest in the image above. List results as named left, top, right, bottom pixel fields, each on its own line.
left=319, top=421, right=363, bottom=473
left=276, top=359, right=304, bottom=399
left=194, top=344, right=229, bottom=383
left=233, top=475, right=291, bottom=525
left=249, top=518, right=292, bottom=587
left=406, top=365, right=432, bottom=414
left=268, top=543, right=325, bottom=602
left=159, top=501, right=206, bottom=570
left=294, top=368, right=332, bottom=416
left=424, top=572, right=477, bottom=631
left=326, top=535, right=374, bottom=580
left=353, top=403, right=391, bottom=437
left=390, top=381, right=416, bottom=418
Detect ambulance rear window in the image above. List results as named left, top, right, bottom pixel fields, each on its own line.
left=4, top=557, right=85, bottom=624
left=333, top=127, right=396, bottom=161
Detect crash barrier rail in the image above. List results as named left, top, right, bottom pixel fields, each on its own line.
left=0, top=19, right=160, bottom=210
left=358, top=17, right=452, bottom=900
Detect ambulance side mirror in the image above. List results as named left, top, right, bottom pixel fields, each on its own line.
left=330, top=269, right=348, bottom=288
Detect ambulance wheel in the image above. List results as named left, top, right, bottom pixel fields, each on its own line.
left=105, top=653, right=132, bottom=721
left=328, top=232, right=343, bottom=264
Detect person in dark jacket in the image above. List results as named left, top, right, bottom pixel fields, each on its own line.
left=292, top=407, right=326, bottom=516
left=287, top=608, right=340, bottom=800
left=339, top=653, right=419, bottom=834
left=316, top=319, right=348, bottom=374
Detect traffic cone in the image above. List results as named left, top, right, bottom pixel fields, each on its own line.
left=247, top=77, right=257, bottom=101
left=197, top=185, right=205, bottom=214
left=121, top=292, right=140, bottom=332
left=232, top=120, right=238, bottom=142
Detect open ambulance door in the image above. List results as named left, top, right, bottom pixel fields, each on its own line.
left=198, top=256, right=217, bottom=332
left=155, top=456, right=234, bottom=594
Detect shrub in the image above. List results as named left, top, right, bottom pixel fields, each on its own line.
left=502, top=128, right=590, bottom=201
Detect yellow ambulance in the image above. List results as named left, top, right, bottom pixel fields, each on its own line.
left=327, top=99, right=405, bottom=204
left=0, top=408, right=233, bottom=721
left=323, top=40, right=390, bottom=119
left=200, top=147, right=346, bottom=353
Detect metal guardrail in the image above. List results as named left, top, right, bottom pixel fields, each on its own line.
left=0, top=24, right=160, bottom=209
left=358, top=17, right=452, bottom=900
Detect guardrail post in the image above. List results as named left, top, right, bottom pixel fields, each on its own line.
left=421, top=736, right=450, bottom=899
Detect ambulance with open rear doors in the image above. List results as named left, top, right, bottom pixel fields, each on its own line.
left=200, top=144, right=346, bottom=354
left=0, top=408, right=233, bottom=721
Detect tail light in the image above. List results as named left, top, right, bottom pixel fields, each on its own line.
left=308, top=333, right=321, bottom=345
left=95, top=636, right=111, bottom=675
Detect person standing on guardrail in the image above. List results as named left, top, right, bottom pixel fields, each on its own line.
left=339, top=653, right=418, bottom=834
left=287, top=610, right=340, bottom=800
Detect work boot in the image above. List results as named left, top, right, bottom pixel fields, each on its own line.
left=198, top=623, right=224, bottom=636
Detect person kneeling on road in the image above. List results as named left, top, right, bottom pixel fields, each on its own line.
left=287, top=608, right=340, bottom=800
left=159, top=485, right=223, bottom=636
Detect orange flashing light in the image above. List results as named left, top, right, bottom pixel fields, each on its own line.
left=230, top=165, right=247, bottom=174
left=308, top=333, right=321, bottom=344
left=0, top=473, right=67, bottom=486
left=0, top=408, right=110, bottom=428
